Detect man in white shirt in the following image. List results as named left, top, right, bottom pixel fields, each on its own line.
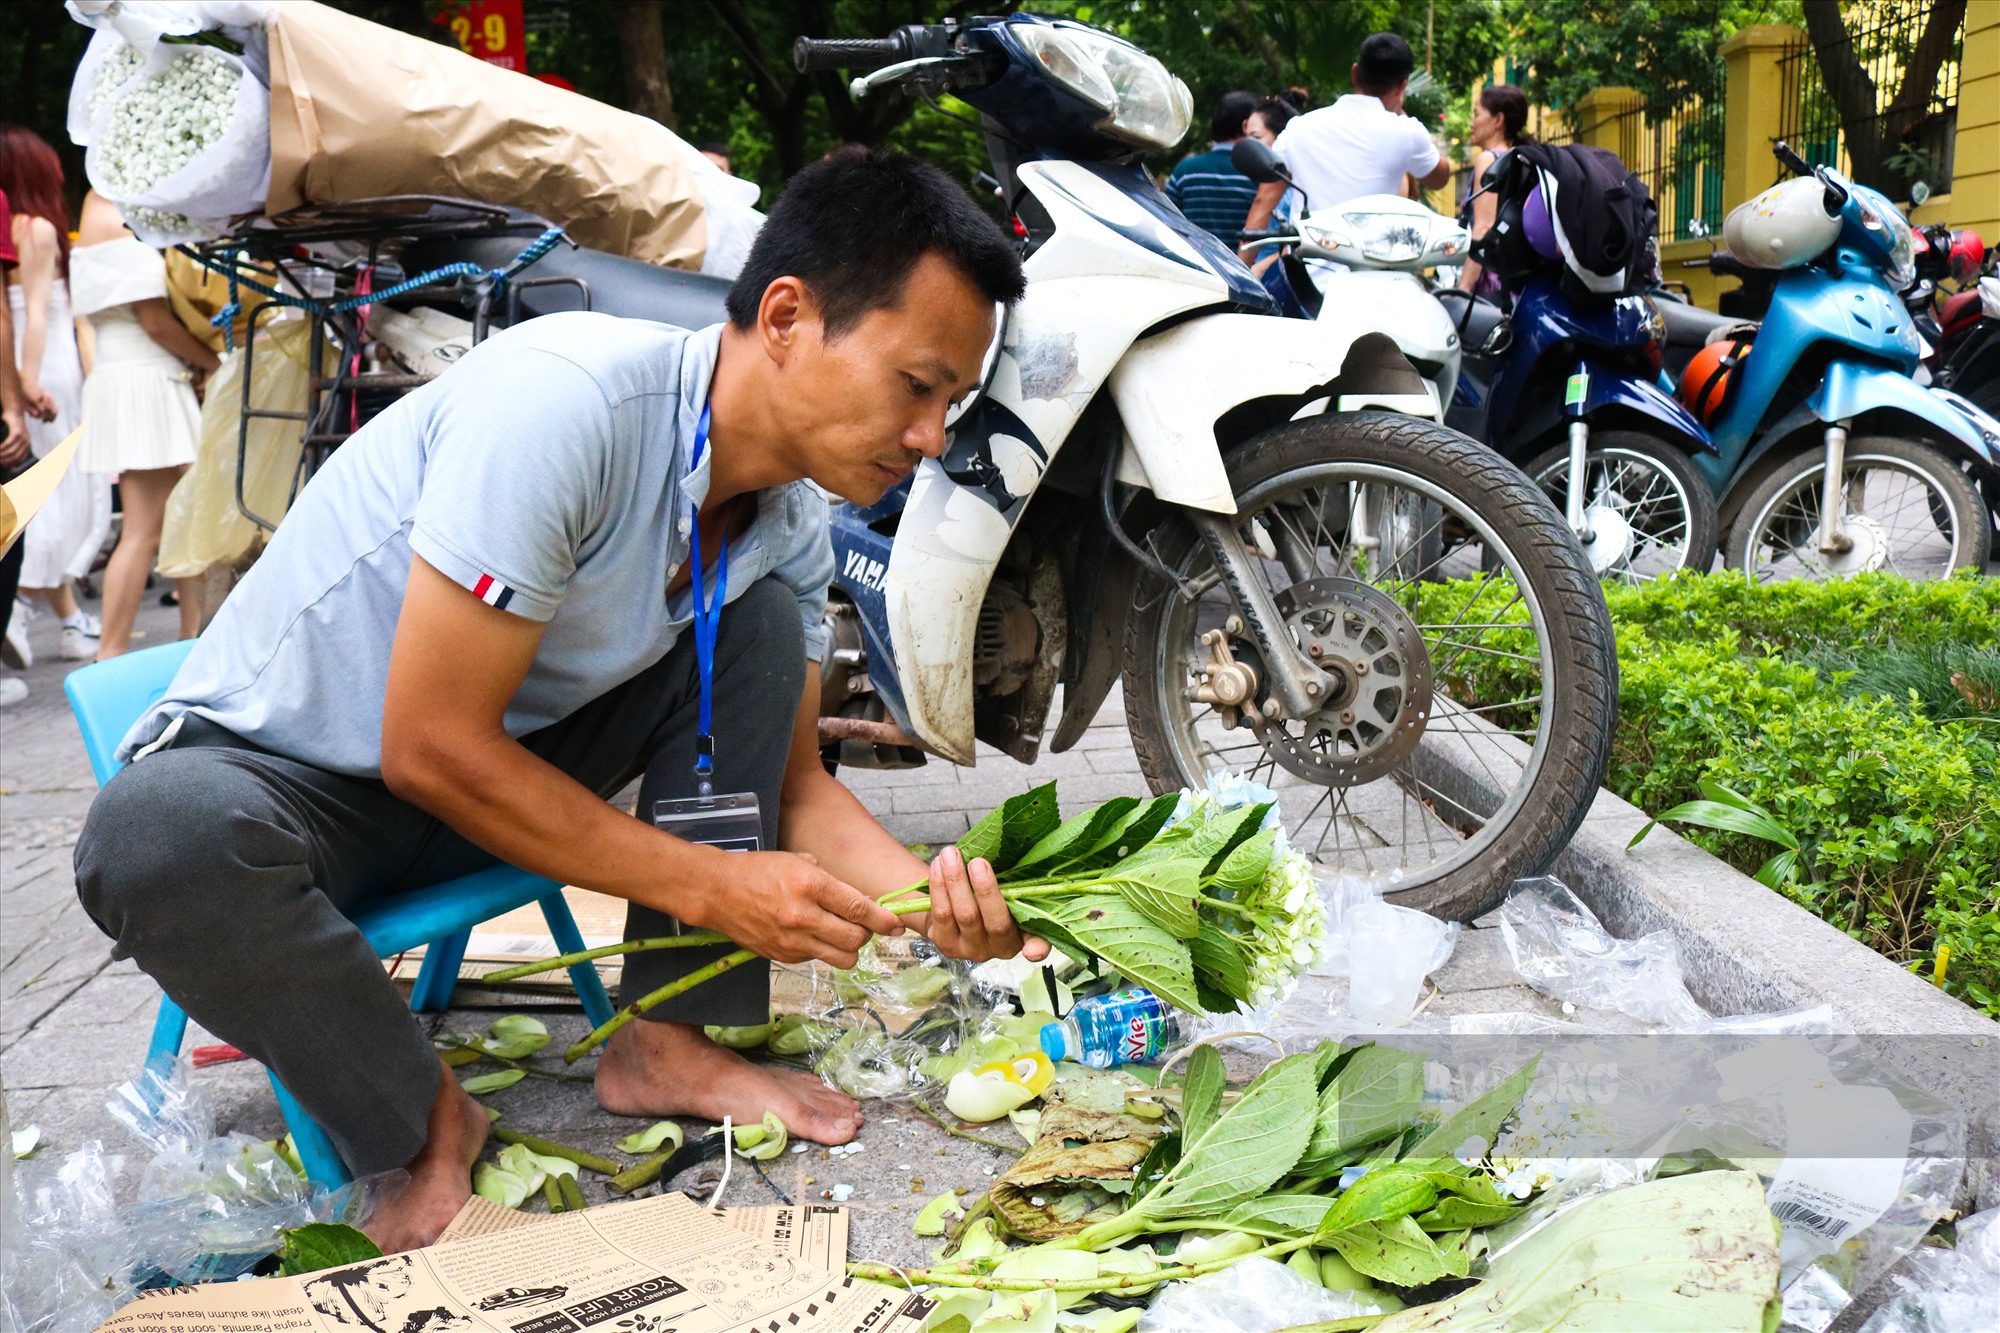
left=1239, top=33, right=1450, bottom=256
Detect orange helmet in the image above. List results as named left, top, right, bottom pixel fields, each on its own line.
left=1680, top=335, right=1752, bottom=425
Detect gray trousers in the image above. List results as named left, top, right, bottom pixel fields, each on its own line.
left=75, top=578, right=806, bottom=1176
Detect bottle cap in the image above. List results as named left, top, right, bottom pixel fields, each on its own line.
left=1038, top=1020, right=1070, bottom=1063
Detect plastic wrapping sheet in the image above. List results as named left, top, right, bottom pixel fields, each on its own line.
left=1854, top=1207, right=2000, bottom=1333
left=1, top=1057, right=401, bottom=1332
left=1496, top=876, right=1713, bottom=1029
left=1136, top=1257, right=1399, bottom=1332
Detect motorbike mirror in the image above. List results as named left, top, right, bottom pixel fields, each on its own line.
left=1230, top=137, right=1291, bottom=187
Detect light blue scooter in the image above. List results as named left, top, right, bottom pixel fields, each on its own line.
left=1685, top=142, right=1999, bottom=579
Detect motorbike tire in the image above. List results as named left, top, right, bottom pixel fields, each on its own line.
left=1120, top=411, right=1618, bottom=922
left=1723, top=436, right=1991, bottom=581
left=1521, top=431, right=1721, bottom=582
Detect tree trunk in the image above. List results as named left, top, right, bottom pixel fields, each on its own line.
left=1801, top=0, right=1965, bottom=195
left=610, top=0, right=677, bottom=130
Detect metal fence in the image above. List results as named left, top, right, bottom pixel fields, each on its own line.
left=1589, top=75, right=1728, bottom=245
left=1774, top=2, right=1963, bottom=199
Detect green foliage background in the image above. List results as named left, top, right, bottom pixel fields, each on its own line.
left=3, top=0, right=1778, bottom=215
left=1418, top=572, right=2000, bottom=1017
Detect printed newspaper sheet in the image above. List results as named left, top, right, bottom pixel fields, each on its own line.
left=94, top=1193, right=931, bottom=1333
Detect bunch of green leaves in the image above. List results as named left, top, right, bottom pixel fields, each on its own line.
left=275, top=1223, right=381, bottom=1277
left=898, top=781, right=1301, bottom=1015
left=1414, top=570, right=2000, bottom=1016
left=1055, top=1044, right=1539, bottom=1289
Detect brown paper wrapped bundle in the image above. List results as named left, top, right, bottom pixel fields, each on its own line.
left=264, top=1, right=707, bottom=269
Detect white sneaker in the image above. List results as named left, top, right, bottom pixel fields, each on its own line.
left=60, top=624, right=101, bottom=660
left=71, top=611, right=102, bottom=637
left=0, top=676, right=26, bottom=707
left=1, top=618, right=30, bottom=669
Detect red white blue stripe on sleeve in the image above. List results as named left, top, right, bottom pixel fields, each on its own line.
left=471, top=573, right=516, bottom=611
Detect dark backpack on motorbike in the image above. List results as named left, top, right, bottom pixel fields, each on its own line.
left=1473, top=143, right=1658, bottom=301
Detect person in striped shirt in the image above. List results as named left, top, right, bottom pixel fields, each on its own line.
left=1165, top=90, right=1261, bottom=243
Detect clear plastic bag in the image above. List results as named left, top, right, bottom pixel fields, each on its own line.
left=1136, top=1257, right=1399, bottom=1332
left=2, top=1056, right=401, bottom=1330
left=1496, top=876, right=1712, bottom=1029
left=1854, top=1207, right=2000, bottom=1333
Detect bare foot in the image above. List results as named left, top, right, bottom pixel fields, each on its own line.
left=596, top=1020, right=862, bottom=1144
left=362, top=1060, right=489, bottom=1253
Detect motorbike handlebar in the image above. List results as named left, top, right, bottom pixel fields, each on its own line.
left=1773, top=140, right=1815, bottom=179
left=793, top=36, right=908, bottom=73
left=1683, top=252, right=1752, bottom=280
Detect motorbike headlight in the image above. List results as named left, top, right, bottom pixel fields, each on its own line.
left=1882, top=211, right=1916, bottom=289
left=1339, top=211, right=1430, bottom=265
left=1012, top=22, right=1192, bottom=151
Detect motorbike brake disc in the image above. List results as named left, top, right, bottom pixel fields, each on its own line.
left=1250, top=577, right=1434, bottom=786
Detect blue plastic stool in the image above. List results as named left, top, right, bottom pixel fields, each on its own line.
left=66, top=641, right=617, bottom=1186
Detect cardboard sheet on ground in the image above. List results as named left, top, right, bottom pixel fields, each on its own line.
left=0, top=425, right=83, bottom=558
left=265, top=1, right=710, bottom=268
left=92, top=1193, right=930, bottom=1333
left=441, top=1193, right=852, bottom=1274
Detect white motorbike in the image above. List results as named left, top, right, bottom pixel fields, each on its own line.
left=793, top=15, right=1617, bottom=920
left=1240, top=182, right=1471, bottom=415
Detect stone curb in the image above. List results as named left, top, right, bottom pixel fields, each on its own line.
left=1423, top=717, right=1998, bottom=1210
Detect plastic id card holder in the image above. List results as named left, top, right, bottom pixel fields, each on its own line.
left=654, top=791, right=763, bottom=853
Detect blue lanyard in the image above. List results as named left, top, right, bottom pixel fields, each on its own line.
left=687, top=402, right=729, bottom=795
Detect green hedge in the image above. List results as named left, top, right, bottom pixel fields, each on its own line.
left=1416, top=573, right=2000, bottom=1017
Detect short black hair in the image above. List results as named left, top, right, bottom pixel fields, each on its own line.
left=1251, top=97, right=1296, bottom=137
left=724, top=147, right=1024, bottom=338
left=1210, top=90, right=1260, bottom=143
left=698, top=140, right=730, bottom=158
left=1354, top=33, right=1415, bottom=95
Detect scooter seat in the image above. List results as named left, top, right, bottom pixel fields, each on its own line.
left=1655, top=295, right=1750, bottom=350
left=404, top=234, right=734, bottom=332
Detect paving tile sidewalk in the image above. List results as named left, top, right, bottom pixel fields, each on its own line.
left=1, top=592, right=1628, bottom=1272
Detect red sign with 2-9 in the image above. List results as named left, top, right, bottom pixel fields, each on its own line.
left=436, top=0, right=526, bottom=73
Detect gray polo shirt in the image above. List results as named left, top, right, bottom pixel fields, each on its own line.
left=120, top=314, right=834, bottom=778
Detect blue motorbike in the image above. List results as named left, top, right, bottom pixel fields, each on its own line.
left=1438, top=277, right=1721, bottom=583
left=1231, top=136, right=1720, bottom=584
left=1685, top=142, right=1999, bottom=579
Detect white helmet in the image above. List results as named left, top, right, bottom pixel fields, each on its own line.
left=1722, top=177, right=1842, bottom=270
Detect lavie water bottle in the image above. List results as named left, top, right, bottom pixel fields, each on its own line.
left=1039, top=988, right=1193, bottom=1068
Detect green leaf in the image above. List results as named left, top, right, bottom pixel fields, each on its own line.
left=616, top=1121, right=685, bottom=1155
left=1009, top=797, right=1139, bottom=880
left=1103, top=858, right=1202, bottom=939
left=1314, top=1040, right=1358, bottom=1091
left=1127, top=1131, right=1181, bottom=1206
left=1325, top=1216, right=1455, bottom=1287
left=277, top=1223, right=383, bottom=1277
left=1299, top=1045, right=1426, bottom=1174
left=1013, top=894, right=1202, bottom=1013
left=1206, top=828, right=1277, bottom=895
left=1365, top=1172, right=1782, bottom=1332
left=1192, top=804, right=1276, bottom=878
left=1178, top=1045, right=1227, bottom=1149
left=461, top=1069, right=527, bottom=1095
left=1312, top=1166, right=1439, bottom=1240
left=1189, top=930, right=1251, bottom=1002
left=483, top=1014, right=551, bottom=1059
left=1414, top=1196, right=1523, bottom=1230
left=1755, top=848, right=1800, bottom=890
left=1217, top=1193, right=1336, bottom=1238
left=1401, top=1055, right=1540, bottom=1164
left=961, top=781, right=1063, bottom=873
left=1065, top=793, right=1182, bottom=873
left=1137, top=1051, right=1317, bottom=1223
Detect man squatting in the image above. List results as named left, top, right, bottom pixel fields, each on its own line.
left=75, top=149, right=1043, bottom=1250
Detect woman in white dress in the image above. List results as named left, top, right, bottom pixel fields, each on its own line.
left=71, top=191, right=218, bottom=658
left=0, top=126, right=112, bottom=663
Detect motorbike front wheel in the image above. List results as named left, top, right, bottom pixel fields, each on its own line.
left=1121, top=412, right=1618, bottom=922
left=1723, top=436, right=1991, bottom=581
left=1521, top=431, right=1721, bottom=583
